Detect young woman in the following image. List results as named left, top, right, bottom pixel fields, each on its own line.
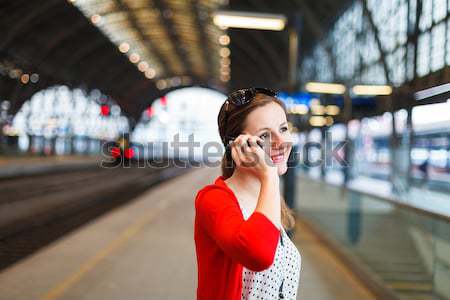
left=194, top=87, right=302, bottom=300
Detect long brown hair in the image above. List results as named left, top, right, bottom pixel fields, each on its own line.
left=217, top=92, right=296, bottom=230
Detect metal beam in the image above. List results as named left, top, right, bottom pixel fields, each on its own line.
left=248, top=30, right=286, bottom=81
left=293, top=0, right=338, bottom=80
left=228, top=38, right=266, bottom=79
left=238, top=30, right=281, bottom=82
left=244, top=0, right=272, bottom=12
left=65, top=39, right=108, bottom=70
left=151, top=0, right=192, bottom=78
left=81, top=50, right=132, bottom=89
left=231, top=32, right=274, bottom=84
left=36, top=19, right=87, bottom=64
left=224, top=0, right=297, bottom=87
left=230, top=61, right=268, bottom=89
left=228, top=43, right=270, bottom=86
left=361, top=0, right=392, bottom=84
left=0, top=0, right=62, bottom=51
left=191, top=0, right=215, bottom=80
left=113, top=0, right=172, bottom=76
left=411, top=0, right=422, bottom=80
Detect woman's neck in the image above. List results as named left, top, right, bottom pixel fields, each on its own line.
left=226, top=169, right=262, bottom=200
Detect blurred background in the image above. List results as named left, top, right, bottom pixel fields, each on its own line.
left=0, top=0, right=449, bottom=300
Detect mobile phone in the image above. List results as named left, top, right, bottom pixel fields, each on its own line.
left=225, top=138, right=264, bottom=162
left=226, top=138, right=264, bottom=152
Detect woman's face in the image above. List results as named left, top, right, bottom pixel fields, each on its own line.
left=243, top=101, right=293, bottom=176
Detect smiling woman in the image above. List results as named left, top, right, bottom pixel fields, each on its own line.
left=194, top=88, right=301, bottom=300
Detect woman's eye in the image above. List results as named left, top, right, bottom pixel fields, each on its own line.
left=280, top=126, right=288, bottom=132
left=259, top=132, right=269, bottom=139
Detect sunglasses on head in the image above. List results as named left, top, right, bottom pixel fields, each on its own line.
left=224, top=87, right=277, bottom=110
left=223, top=87, right=277, bottom=160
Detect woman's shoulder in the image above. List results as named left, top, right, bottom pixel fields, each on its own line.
left=194, top=175, right=236, bottom=210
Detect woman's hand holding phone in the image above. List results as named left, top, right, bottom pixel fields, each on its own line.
left=229, top=134, right=277, bottom=181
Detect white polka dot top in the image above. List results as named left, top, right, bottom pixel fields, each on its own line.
left=239, top=203, right=301, bottom=300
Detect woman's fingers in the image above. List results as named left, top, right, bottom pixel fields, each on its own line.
left=230, top=136, right=246, bottom=167
left=234, top=134, right=249, bottom=146
left=247, top=135, right=264, bottom=149
left=230, top=146, right=241, bottom=166
left=231, top=133, right=268, bottom=168
left=233, top=138, right=249, bottom=167
left=247, top=135, right=272, bottom=166
left=234, top=135, right=259, bottom=167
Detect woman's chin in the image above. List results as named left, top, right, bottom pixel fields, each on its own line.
left=277, top=163, right=288, bottom=176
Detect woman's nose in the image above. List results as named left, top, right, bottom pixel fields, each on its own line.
left=270, top=132, right=285, bottom=148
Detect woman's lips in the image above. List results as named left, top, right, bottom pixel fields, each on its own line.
left=270, top=153, right=284, bottom=163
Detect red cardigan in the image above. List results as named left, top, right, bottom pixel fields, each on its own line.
left=194, top=175, right=281, bottom=300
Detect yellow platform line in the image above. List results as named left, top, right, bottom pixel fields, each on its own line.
left=388, top=281, right=433, bottom=291
left=40, top=200, right=170, bottom=300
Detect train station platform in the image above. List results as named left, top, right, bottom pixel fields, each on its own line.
left=296, top=173, right=450, bottom=300
left=323, top=170, right=450, bottom=220
left=0, top=166, right=375, bottom=300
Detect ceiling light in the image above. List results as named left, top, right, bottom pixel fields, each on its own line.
left=145, top=68, right=156, bottom=79
left=325, top=105, right=340, bottom=115
left=220, top=47, right=230, bottom=58
left=325, top=116, right=334, bottom=126
left=310, top=104, right=325, bottom=115
left=119, top=42, right=130, bottom=53
left=129, top=53, right=140, bottom=63
left=221, top=57, right=231, bottom=66
left=20, top=74, right=29, bottom=84
left=309, top=116, right=326, bottom=127
left=213, top=11, right=286, bottom=31
left=220, top=74, right=230, bottom=82
left=138, top=61, right=149, bottom=72
left=90, top=14, right=102, bottom=24
left=290, top=104, right=308, bottom=115
left=219, top=35, right=230, bottom=45
left=305, top=82, right=346, bottom=95
left=352, top=85, right=392, bottom=96
left=414, top=83, right=450, bottom=100
left=156, top=80, right=167, bottom=90
left=30, top=73, right=39, bottom=83
left=8, top=69, right=21, bottom=79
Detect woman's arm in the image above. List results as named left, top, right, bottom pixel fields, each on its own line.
left=254, top=173, right=281, bottom=230
left=196, top=187, right=280, bottom=272
left=231, top=134, right=282, bottom=229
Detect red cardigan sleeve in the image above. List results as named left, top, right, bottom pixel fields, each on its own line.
left=195, top=187, right=280, bottom=272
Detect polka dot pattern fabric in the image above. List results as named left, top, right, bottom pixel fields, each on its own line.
left=239, top=203, right=301, bottom=300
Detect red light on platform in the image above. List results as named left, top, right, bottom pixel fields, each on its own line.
left=101, top=105, right=110, bottom=116
left=160, top=95, right=167, bottom=106
left=145, top=106, right=154, bottom=117
left=111, top=147, right=121, bottom=158
left=124, top=147, right=134, bottom=159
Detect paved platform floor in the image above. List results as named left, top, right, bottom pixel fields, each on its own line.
left=0, top=166, right=375, bottom=300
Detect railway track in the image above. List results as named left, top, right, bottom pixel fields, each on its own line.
left=0, top=159, right=189, bottom=271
